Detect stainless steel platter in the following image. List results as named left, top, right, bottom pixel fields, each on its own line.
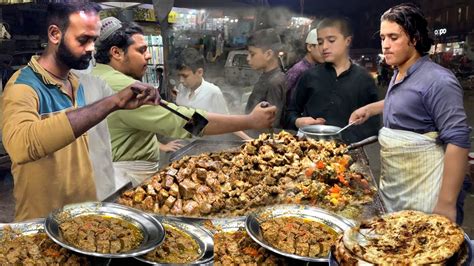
left=0, top=218, right=110, bottom=265
left=0, top=218, right=44, bottom=237
left=45, top=202, right=165, bottom=258
left=135, top=216, right=213, bottom=265
left=200, top=216, right=246, bottom=234
left=329, top=234, right=473, bottom=266
left=245, top=204, right=355, bottom=263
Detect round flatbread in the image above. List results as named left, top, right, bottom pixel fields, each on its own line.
left=343, top=210, right=465, bottom=265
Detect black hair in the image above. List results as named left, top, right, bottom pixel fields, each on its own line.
left=381, top=3, right=433, bottom=55
left=317, top=16, right=353, bottom=37
left=176, top=48, right=205, bottom=73
left=247, top=28, right=282, bottom=53
left=46, top=1, right=101, bottom=33
left=95, top=22, right=144, bottom=64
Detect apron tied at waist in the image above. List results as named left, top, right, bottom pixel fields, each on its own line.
left=379, top=127, right=444, bottom=213
left=113, top=160, right=160, bottom=189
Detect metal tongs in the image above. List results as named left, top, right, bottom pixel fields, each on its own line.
left=131, top=85, right=209, bottom=136
left=259, top=102, right=283, bottom=144
left=159, top=100, right=209, bottom=136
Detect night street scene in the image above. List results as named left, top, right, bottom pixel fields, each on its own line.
left=0, top=0, right=473, bottom=265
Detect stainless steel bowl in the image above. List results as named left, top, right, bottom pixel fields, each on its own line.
left=45, top=202, right=165, bottom=258
left=299, top=125, right=343, bottom=140
left=245, top=204, right=355, bottom=263
left=134, top=217, right=214, bottom=265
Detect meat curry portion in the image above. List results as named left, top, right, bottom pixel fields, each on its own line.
left=143, top=225, right=201, bottom=263
left=59, top=214, right=143, bottom=253
left=261, top=217, right=338, bottom=257
left=0, top=227, right=88, bottom=265
left=214, top=230, right=287, bottom=266
left=118, top=131, right=375, bottom=218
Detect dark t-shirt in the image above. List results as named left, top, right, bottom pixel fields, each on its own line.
left=245, top=67, right=287, bottom=128
left=286, top=63, right=380, bottom=143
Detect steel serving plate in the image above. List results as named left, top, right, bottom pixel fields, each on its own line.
left=0, top=218, right=110, bottom=265
left=329, top=234, right=473, bottom=266
left=45, top=202, right=165, bottom=258
left=135, top=216, right=213, bottom=265
left=246, top=204, right=356, bottom=263
left=0, top=218, right=45, bottom=237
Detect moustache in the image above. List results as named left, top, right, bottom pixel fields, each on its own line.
left=80, top=53, right=93, bottom=62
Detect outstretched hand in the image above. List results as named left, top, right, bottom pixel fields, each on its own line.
left=115, top=81, right=160, bottom=110
left=249, top=102, right=277, bottom=129
left=295, top=117, right=326, bottom=128
left=159, top=140, right=184, bottom=152
left=349, top=106, right=370, bottom=125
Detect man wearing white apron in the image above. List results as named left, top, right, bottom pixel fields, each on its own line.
left=349, top=3, right=471, bottom=223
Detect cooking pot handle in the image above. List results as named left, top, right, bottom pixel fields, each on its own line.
left=347, top=136, right=378, bottom=150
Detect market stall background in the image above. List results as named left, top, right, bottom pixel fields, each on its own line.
left=0, top=0, right=473, bottom=239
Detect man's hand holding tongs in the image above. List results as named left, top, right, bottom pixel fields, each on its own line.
left=249, top=101, right=277, bottom=129
left=121, top=81, right=161, bottom=109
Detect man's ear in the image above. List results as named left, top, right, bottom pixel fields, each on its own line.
left=48, top=25, right=62, bottom=45
left=110, top=46, right=124, bottom=61
left=196, top=68, right=204, bottom=77
left=345, top=36, right=353, bottom=47
left=264, top=49, right=274, bottom=60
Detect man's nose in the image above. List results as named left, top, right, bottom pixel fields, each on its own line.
left=145, top=52, right=152, bottom=60
left=85, top=41, right=95, bottom=53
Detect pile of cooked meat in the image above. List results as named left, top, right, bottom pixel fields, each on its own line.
left=214, top=230, right=287, bottom=265
left=117, top=131, right=375, bottom=217
left=261, top=217, right=338, bottom=257
left=59, top=214, right=143, bottom=253
left=143, top=225, right=201, bottom=263
left=0, top=227, right=88, bottom=265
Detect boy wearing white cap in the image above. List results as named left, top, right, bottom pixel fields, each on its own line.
left=285, top=29, right=324, bottom=107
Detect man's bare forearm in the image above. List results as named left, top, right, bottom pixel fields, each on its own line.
left=66, top=95, right=118, bottom=138
left=367, top=100, right=385, bottom=117
left=203, top=113, right=253, bottom=135
left=438, top=144, right=468, bottom=204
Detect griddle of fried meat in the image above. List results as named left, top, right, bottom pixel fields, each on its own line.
left=118, top=131, right=375, bottom=216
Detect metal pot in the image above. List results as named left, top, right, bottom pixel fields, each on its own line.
left=299, top=125, right=378, bottom=150
left=299, top=125, right=343, bottom=140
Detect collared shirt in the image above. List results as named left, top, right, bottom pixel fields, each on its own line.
left=245, top=67, right=287, bottom=128
left=286, top=62, right=380, bottom=143
left=285, top=57, right=313, bottom=106
left=1, top=56, right=96, bottom=221
left=92, top=63, right=207, bottom=162
left=383, top=56, right=471, bottom=148
left=176, top=79, right=229, bottom=114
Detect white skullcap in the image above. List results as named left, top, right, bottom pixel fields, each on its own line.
left=98, top=17, right=122, bottom=44
left=305, top=29, right=318, bottom=44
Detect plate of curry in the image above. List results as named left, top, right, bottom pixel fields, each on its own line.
left=245, top=204, right=354, bottom=262
left=135, top=217, right=213, bottom=265
left=45, top=202, right=165, bottom=258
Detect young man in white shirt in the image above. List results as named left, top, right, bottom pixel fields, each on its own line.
left=176, top=48, right=251, bottom=140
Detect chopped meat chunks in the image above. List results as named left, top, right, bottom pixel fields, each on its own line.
left=118, top=131, right=375, bottom=218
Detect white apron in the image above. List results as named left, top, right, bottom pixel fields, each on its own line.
left=113, top=160, right=159, bottom=189
left=379, top=127, right=444, bottom=213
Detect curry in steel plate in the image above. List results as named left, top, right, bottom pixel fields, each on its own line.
left=117, top=131, right=376, bottom=219
left=142, top=224, right=201, bottom=263
left=59, top=214, right=143, bottom=253
left=201, top=219, right=288, bottom=266
left=0, top=223, right=88, bottom=265
left=260, top=217, right=338, bottom=258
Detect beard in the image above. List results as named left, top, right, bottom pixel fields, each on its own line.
left=57, top=37, right=92, bottom=70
